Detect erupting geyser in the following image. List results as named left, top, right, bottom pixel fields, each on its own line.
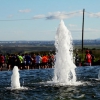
left=11, top=66, right=20, bottom=89
left=53, top=20, right=77, bottom=85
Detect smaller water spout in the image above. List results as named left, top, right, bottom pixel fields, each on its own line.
left=11, top=66, right=20, bottom=89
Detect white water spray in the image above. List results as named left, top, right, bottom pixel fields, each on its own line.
left=53, top=20, right=77, bottom=85
left=98, top=70, right=100, bottom=79
left=11, top=66, right=20, bottom=89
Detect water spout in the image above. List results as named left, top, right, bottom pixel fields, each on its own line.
left=53, top=20, right=76, bottom=85
left=11, top=66, right=20, bottom=89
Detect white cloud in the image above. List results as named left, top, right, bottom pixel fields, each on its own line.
left=7, top=14, right=13, bottom=18
left=69, top=28, right=100, bottom=33
left=46, top=11, right=82, bottom=20
left=19, top=9, right=31, bottom=13
left=32, top=15, right=45, bottom=19
left=32, top=11, right=100, bottom=19
left=85, top=28, right=100, bottom=32
left=32, top=10, right=82, bottom=20
left=46, top=11, right=69, bottom=20
left=87, top=12, right=100, bottom=18
left=70, top=28, right=100, bottom=39
left=69, top=24, right=77, bottom=27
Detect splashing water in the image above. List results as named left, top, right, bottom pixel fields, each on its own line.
left=11, top=66, right=20, bottom=89
left=98, top=70, right=100, bottom=79
left=53, top=20, right=77, bottom=85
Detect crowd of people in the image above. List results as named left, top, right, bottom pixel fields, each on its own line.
left=0, top=50, right=100, bottom=71
left=0, top=53, right=55, bottom=71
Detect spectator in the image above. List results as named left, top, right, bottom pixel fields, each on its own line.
left=31, top=53, right=36, bottom=69
left=41, top=54, right=48, bottom=68
left=18, top=54, right=24, bottom=69
left=24, top=53, right=31, bottom=69
left=89, top=50, right=95, bottom=66
left=0, top=54, right=4, bottom=71
left=35, top=53, right=41, bottom=69
left=84, top=50, right=92, bottom=66
left=75, top=52, right=81, bottom=66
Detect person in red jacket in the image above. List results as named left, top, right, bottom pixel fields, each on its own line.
left=85, top=50, right=92, bottom=66
left=0, top=54, right=5, bottom=71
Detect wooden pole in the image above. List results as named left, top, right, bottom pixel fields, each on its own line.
left=82, top=9, right=85, bottom=55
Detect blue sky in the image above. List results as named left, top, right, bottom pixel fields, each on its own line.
left=0, top=0, right=100, bottom=41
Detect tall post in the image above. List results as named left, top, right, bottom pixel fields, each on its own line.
left=82, top=9, right=85, bottom=55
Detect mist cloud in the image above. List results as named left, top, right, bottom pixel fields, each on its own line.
left=19, top=9, right=31, bottom=13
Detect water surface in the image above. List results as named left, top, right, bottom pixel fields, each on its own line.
left=0, top=66, right=100, bottom=100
